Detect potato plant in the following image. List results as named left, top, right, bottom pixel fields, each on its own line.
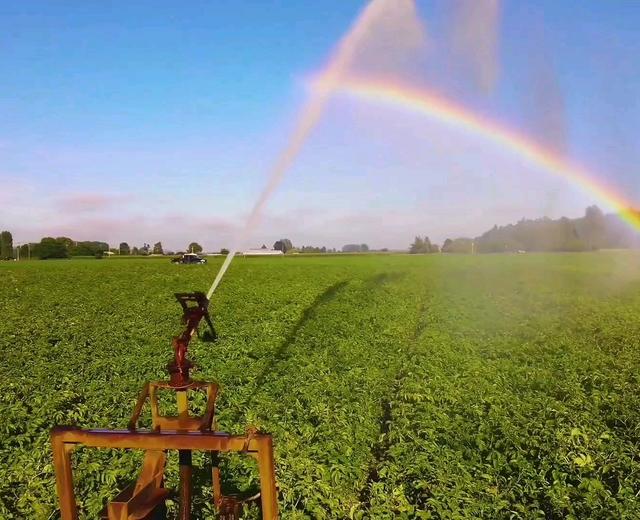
left=0, top=253, right=639, bottom=518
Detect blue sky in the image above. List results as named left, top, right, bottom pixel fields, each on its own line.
left=1, top=1, right=638, bottom=250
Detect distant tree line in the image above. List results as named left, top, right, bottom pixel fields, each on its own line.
left=271, top=240, right=374, bottom=254
left=273, top=239, right=344, bottom=254
left=410, top=206, right=640, bottom=255
left=342, top=244, right=369, bottom=253
left=19, top=238, right=111, bottom=259
left=472, top=206, right=640, bottom=253
left=6, top=205, right=636, bottom=261
left=299, top=245, right=327, bottom=253
left=0, top=235, right=209, bottom=259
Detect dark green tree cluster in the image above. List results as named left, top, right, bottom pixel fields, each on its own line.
left=472, top=206, right=639, bottom=253
left=28, top=238, right=116, bottom=259
left=299, top=245, right=329, bottom=253
left=273, top=239, right=293, bottom=253
left=33, top=237, right=70, bottom=259
left=69, top=240, right=109, bottom=256
left=442, top=238, right=474, bottom=254
left=0, top=230, right=13, bottom=259
left=409, top=236, right=439, bottom=254
left=30, top=237, right=108, bottom=259
left=187, top=242, right=203, bottom=253
left=341, top=244, right=369, bottom=253
left=5, top=234, right=213, bottom=259
left=18, top=243, right=34, bottom=259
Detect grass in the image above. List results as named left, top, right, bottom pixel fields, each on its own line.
left=1, top=252, right=639, bottom=519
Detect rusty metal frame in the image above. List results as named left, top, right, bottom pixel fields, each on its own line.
left=128, top=381, right=219, bottom=432
left=51, top=427, right=279, bottom=519
left=51, top=293, right=279, bottom=519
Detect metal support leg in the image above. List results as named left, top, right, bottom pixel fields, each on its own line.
left=176, top=390, right=192, bottom=519
left=51, top=433, right=78, bottom=520
left=256, top=436, right=278, bottom=519
left=179, top=449, right=192, bottom=520
left=211, top=451, right=222, bottom=505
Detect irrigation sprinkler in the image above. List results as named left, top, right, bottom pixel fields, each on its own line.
left=51, top=292, right=279, bottom=520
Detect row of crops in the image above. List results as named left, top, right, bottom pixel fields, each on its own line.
left=1, top=253, right=640, bottom=518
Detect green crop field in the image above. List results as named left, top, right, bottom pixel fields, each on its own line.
left=1, top=252, right=640, bottom=519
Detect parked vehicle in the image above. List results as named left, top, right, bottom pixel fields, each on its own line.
left=171, top=253, right=207, bottom=265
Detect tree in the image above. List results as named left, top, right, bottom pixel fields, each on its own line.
left=188, top=242, right=203, bottom=253
left=273, top=239, right=293, bottom=253
left=442, top=238, right=473, bottom=254
left=153, top=242, right=163, bottom=255
left=0, top=231, right=13, bottom=259
left=119, top=242, right=130, bottom=255
left=300, top=245, right=329, bottom=253
left=132, top=246, right=140, bottom=255
left=220, top=248, right=230, bottom=255
left=68, top=241, right=108, bottom=256
left=341, top=243, right=369, bottom=253
left=56, top=237, right=74, bottom=249
left=409, top=236, right=425, bottom=254
left=585, top=205, right=604, bottom=221
left=34, top=237, right=69, bottom=259
left=583, top=205, right=606, bottom=249
left=409, top=236, right=423, bottom=254
left=470, top=206, right=624, bottom=253
left=19, top=243, right=31, bottom=259
left=409, top=236, right=438, bottom=254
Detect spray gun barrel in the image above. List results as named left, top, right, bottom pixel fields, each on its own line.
left=169, top=292, right=216, bottom=387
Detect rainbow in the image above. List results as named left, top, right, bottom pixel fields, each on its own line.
left=334, top=77, right=640, bottom=233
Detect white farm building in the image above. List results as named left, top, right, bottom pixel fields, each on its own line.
left=242, top=249, right=284, bottom=256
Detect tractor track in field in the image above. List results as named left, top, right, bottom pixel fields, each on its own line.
left=358, top=371, right=403, bottom=509
left=358, top=298, right=430, bottom=510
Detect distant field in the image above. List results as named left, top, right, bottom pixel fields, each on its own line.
left=1, top=253, right=640, bottom=519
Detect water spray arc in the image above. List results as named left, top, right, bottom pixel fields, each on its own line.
left=208, top=0, right=638, bottom=298
left=206, top=0, right=413, bottom=298
left=51, top=3, right=417, bottom=518
left=45, top=0, right=640, bottom=516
